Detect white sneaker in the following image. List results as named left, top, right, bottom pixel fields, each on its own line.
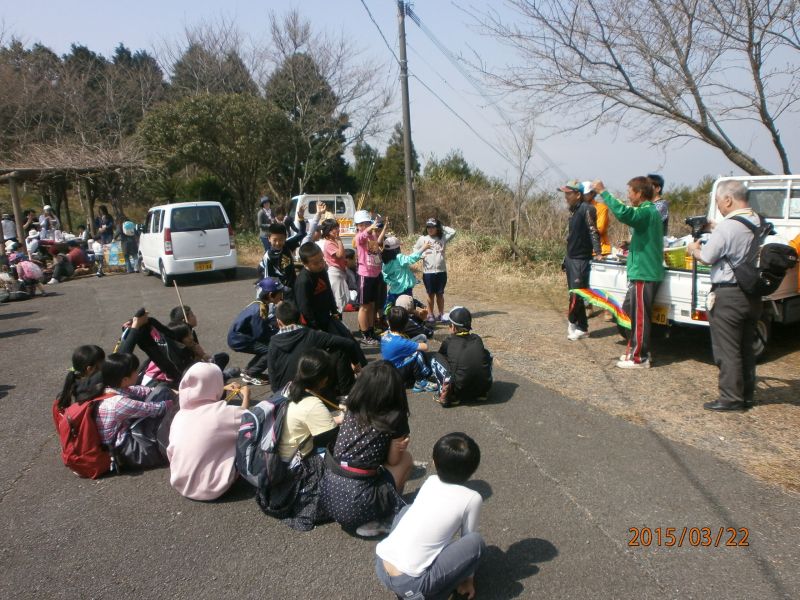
left=47, top=278, right=58, bottom=285
left=616, top=358, right=651, bottom=369
left=620, top=353, right=652, bottom=363
left=355, top=519, right=392, bottom=537
left=568, top=329, right=589, bottom=341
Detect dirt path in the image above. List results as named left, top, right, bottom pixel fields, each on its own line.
left=441, top=272, right=800, bottom=492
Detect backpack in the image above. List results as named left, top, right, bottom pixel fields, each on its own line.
left=52, top=393, right=115, bottom=479
left=234, top=392, right=291, bottom=491
left=727, top=216, right=798, bottom=297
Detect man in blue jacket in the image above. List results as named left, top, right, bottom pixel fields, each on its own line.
left=227, top=277, right=285, bottom=385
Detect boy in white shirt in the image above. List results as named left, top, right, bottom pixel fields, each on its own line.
left=375, top=432, right=484, bottom=600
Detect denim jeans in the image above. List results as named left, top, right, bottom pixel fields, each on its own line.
left=375, top=506, right=485, bottom=600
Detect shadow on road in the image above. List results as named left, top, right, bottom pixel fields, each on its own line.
left=0, top=327, right=42, bottom=339
left=470, top=310, right=507, bottom=319
left=213, top=478, right=256, bottom=504
left=479, top=381, right=518, bottom=406
left=754, top=376, right=800, bottom=407
left=0, top=310, right=37, bottom=321
left=0, top=384, right=14, bottom=399
left=479, top=538, right=558, bottom=599
left=464, top=479, right=493, bottom=500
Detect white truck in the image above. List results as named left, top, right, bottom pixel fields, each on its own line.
left=288, top=193, right=358, bottom=247
left=589, top=175, right=800, bottom=357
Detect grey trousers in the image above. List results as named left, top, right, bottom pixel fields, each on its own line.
left=375, top=506, right=485, bottom=600
left=709, top=286, right=762, bottom=404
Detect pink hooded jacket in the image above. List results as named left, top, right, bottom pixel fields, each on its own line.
left=168, top=363, right=244, bottom=500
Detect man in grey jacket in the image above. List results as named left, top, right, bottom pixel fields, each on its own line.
left=688, top=180, right=761, bottom=412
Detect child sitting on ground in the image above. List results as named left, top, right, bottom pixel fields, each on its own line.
left=395, top=294, right=433, bottom=340
left=167, top=362, right=251, bottom=501
left=55, top=345, right=106, bottom=412
left=294, top=242, right=350, bottom=339
left=381, top=306, right=438, bottom=393
left=375, top=432, right=485, bottom=600
left=431, top=307, right=493, bottom=408
left=96, top=352, right=174, bottom=469
left=381, top=236, right=431, bottom=313
left=227, top=277, right=285, bottom=386
left=169, top=304, right=234, bottom=376
left=344, top=248, right=359, bottom=311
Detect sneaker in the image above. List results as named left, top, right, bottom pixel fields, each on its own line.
left=567, top=329, right=589, bottom=341
left=358, top=333, right=379, bottom=347
left=47, top=278, right=58, bottom=285
left=616, top=358, right=651, bottom=369
left=438, top=314, right=449, bottom=323
left=567, top=322, right=577, bottom=336
left=620, top=353, right=652, bottom=363
left=413, top=380, right=438, bottom=393
left=241, top=373, right=268, bottom=385
left=355, top=519, right=392, bottom=538
left=425, top=315, right=436, bottom=324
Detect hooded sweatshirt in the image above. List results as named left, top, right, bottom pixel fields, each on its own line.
left=167, top=363, right=244, bottom=501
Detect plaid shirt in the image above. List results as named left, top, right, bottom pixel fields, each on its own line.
left=95, top=386, right=170, bottom=447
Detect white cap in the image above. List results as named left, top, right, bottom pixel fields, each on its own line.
left=353, top=210, right=372, bottom=225
left=43, top=205, right=52, bottom=211
left=581, top=181, right=594, bottom=194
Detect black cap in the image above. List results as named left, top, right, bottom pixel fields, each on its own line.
left=647, top=174, right=664, bottom=190
left=446, top=306, right=472, bottom=330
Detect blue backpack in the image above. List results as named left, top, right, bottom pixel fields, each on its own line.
left=235, top=392, right=291, bottom=491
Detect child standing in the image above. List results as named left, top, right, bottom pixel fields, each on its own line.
left=120, top=220, right=139, bottom=273
left=320, top=218, right=349, bottom=313
left=430, top=307, right=493, bottom=408
left=381, top=306, right=438, bottom=393
left=375, top=432, right=484, bottom=600
left=414, top=218, right=456, bottom=322
left=353, top=210, right=388, bottom=345
left=260, top=204, right=306, bottom=294
left=382, top=236, right=431, bottom=313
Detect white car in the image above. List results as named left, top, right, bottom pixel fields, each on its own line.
left=139, top=201, right=238, bottom=286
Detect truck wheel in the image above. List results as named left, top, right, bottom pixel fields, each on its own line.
left=753, top=312, right=772, bottom=362
left=140, top=254, right=150, bottom=276
left=159, top=261, right=173, bottom=287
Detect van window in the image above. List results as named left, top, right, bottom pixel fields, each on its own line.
left=170, top=205, right=227, bottom=232
left=144, top=211, right=154, bottom=233
left=151, top=210, right=163, bottom=233
left=306, top=198, right=347, bottom=215
left=789, top=189, right=800, bottom=218
left=747, top=189, right=786, bottom=218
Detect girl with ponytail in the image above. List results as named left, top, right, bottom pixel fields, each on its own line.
left=56, top=345, right=106, bottom=410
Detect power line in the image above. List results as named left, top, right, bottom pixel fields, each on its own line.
left=359, top=0, right=400, bottom=66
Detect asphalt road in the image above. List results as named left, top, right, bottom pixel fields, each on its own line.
left=1, top=269, right=798, bottom=599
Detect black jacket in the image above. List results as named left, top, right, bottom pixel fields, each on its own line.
left=294, top=268, right=339, bottom=330
left=267, top=327, right=367, bottom=392
left=566, top=200, right=601, bottom=259
left=438, top=333, right=492, bottom=398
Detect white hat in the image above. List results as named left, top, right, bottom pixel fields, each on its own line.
left=581, top=181, right=594, bottom=194
left=43, top=205, right=52, bottom=211
left=383, top=236, right=400, bottom=250
left=353, top=210, right=372, bottom=225
left=27, top=229, right=39, bottom=239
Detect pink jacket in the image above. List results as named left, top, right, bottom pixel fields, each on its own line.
left=167, top=363, right=244, bottom=501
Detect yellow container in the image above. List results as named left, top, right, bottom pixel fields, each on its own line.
left=684, top=255, right=711, bottom=273
left=664, top=245, right=687, bottom=269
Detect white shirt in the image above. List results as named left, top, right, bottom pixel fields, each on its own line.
left=376, top=475, right=482, bottom=577
left=2, top=218, right=16, bottom=239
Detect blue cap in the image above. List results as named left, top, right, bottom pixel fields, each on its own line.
left=257, top=277, right=285, bottom=295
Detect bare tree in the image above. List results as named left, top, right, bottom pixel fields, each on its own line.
left=472, top=0, right=800, bottom=175
left=262, top=10, right=393, bottom=194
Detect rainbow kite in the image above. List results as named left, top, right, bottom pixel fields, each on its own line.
left=569, top=288, right=631, bottom=329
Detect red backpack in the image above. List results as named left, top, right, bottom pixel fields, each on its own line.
left=52, top=393, right=115, bottom=479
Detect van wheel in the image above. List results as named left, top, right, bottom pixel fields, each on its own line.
left=223, top=268, right=237, bottom=281
left=753, top=312, right=772, bottom=362
left=159, top=261, right=173, bottom=287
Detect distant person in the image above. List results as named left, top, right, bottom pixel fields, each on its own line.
left=227, top=278, right=285, bottom=386
left=560, top=180, right=601, bottom=341
left=168, top=362, right=251, bottom=501
left=430, top=306, right=493, bottom=407
left=257, top=195, right=274, bottom=251
left=375, top=432, right=484, bottom=600
left=2, top=213, right=16, bottom=242
left=414, top=218, right=456, bottom=323
left=687, top=180, right=762, bottom=411
left=94, top=205, right=115, bottom=244
left=119, top=220, right=139, bottom=273
left=353, top=210, right=388, bottom=345
left=47, top=253, right=74, bottom=284
left=39, top=205, right=60, bottom=240
left=77, top=224, right=89, bottom=241
left=344, top=248, right=359, bottom=310
left=648, top=174, right=669, bottom=236
left=320, top=360, right=414, bottom=537
left=593, top=177, right=664, bottom=368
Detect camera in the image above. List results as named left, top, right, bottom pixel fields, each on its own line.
left=684, top=215, right=708, bottom=240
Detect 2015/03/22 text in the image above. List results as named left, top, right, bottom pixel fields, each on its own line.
left=628, top=527, right=749, bottom=547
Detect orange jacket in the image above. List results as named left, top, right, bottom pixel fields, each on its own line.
left=589, top=198, right=611, bottom=255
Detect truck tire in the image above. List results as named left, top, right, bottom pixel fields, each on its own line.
left=753, top=311, right=772, bottom=362
left=159, top=261, right=173, bottom=287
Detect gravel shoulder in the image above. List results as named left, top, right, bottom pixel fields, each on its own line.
left=440, top=271, right=800, bottom=493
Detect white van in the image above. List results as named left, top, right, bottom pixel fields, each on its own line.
left=139, top=201, right=237, bottom=286
left=288, top=193, right=357, bottom=245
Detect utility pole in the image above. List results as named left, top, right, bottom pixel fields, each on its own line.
left=397, top=0, right=416, bottom=234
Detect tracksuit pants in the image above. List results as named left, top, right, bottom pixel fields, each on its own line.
left=622, top=280, right=661, bottom=363
left=564, top=257, right=591, bottom=332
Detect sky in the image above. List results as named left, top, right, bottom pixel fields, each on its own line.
left=2, top=0, right=798, bottom=193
